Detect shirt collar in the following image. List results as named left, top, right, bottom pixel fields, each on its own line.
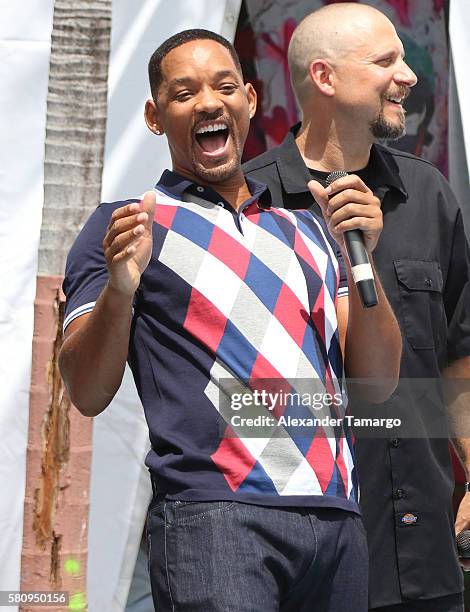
left=155, top=169, right=271, bottom=210
left=367, top=144, right=408, bottom=198
left=155, top=169, right=194, bottom=198
left=276, top=124, right=312, bottom=194
left=242, top=176, right=272, bottom=210
left=276, top=123, right=407, bottom=199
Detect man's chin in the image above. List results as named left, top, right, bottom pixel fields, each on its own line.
left=370, top=119, right=406, bottom=141
left=191, top=157, right=240, bottom=184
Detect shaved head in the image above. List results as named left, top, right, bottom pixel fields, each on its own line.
left=288, top=3, right=395, bottom=106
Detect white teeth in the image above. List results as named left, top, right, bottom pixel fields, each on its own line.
left=196, top=123, right=227, bottom=134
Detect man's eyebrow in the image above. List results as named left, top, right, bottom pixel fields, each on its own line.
left=167, top=70, right=240, bottom=88
left=372, top=46, right=405, bottom=59
left=168, top=76, right=194, bottom=88
left=213, top=69, right=239, bottom=80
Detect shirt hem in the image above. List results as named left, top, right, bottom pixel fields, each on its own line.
left=369, top=588, right=464, bottom=609
left=159, top=490, right=360, bottom=514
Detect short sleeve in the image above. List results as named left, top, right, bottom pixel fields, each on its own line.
left=333, top=241, right=348, bottom=298
left=298, top=208, right=348, bottom=299
left=447, top=280, right=470, bottom=361
left=445, top=208, right=470, bottom=361
left=62, top=200, right=137, bottom=330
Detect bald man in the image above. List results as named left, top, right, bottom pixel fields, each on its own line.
left=244, top=3, right=470, bottom=611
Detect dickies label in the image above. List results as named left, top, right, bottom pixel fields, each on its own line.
left=398, top=512, right=419, bottom=526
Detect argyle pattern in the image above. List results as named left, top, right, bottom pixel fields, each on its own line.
left=154, top=188, right=356, bottom=503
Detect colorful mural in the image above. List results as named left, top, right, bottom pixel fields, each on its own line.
left=237, top=0, right=449, bottom=176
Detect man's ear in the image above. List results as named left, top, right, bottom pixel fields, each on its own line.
left=309, top=59, right=335, bottom=96
left=144, top=98, right=163, bottom=135
left=244, top=82, right=257, bottom=119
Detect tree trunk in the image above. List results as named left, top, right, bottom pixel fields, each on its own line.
left=20, top=2, right=111, bottom=610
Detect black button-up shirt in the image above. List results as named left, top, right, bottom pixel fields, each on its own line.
left=243, top=125, right=470, bottom=607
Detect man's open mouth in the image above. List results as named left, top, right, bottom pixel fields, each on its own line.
left=194, top=122, right=230, bottom=157
left=384, top=87, right=409, bottom=108
left=385, top=96, right=405, bottom=106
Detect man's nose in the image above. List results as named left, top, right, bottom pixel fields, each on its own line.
left=195, top=87, right=224, bottom=113
left=396, top=60, right=417, bottom=88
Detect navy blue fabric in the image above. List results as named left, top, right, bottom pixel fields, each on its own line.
left=63, top=171, right=356, bottom=512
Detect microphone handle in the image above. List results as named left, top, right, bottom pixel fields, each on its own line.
left=325, top=170, right=378, bottom=308
left=344, top=230, right=378, bottom=308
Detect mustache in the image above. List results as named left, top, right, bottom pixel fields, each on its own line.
left=192, top=112, right=233, bottom=132
left=383, top=85, right=411, bottom=102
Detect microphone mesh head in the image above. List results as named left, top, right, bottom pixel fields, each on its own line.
left=457, top=529, right=470, bottom=557
left=326, top=170, right=348, bottom=186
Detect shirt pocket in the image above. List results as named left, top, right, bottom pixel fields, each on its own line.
left=394, top=259, right=445, bottom=350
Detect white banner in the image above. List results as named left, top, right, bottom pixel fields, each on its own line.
left=0, top=1, right=241, bottom=611
left=0, top=0, right=55, bottom=601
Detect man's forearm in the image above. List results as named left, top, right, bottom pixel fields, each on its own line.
left=444, top=357, right=470, bottom=477
left=444, top=357, right=470, bottom=542
left=59, top=283, right=134, bottom=417
left=344, top=259, right=402, bottom=401
left=452, top=438, right=470, bottom=481
left=451, top=434, right=470, bottom=543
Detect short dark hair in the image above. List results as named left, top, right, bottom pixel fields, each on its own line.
left=148, top=29, right=243, bottom=99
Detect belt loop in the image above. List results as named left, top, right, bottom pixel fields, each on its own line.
left=150, top=471, right=158, bottom=497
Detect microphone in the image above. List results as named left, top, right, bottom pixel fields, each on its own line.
left=457, top=530, right=470, bottom=559
left=326, top=170, right=378, bottom=308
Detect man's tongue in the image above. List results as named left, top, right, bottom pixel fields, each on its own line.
left=197, top=131, right=227, bottom=153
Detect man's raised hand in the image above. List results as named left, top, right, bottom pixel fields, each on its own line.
left=308, top=175, right=382, bottom=253
left=103, top=190, right=156, bottom=296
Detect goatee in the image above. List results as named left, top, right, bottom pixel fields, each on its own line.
left=370, top=112, right=406, bottom=140
left=371, top=87, right=409, bottom=140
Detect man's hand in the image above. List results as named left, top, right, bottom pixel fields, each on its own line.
left=443, top=358, right=470, bottom=569
left=308, top=175, right=382, bottom=253
left=59, top=190, right=156, bottom=417
left=103, top=190, right=156, bottom=296
left=455, top=493, right=470, bottom=570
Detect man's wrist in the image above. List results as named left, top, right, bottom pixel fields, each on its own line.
left=101, top=281, right=136, bottom=317
left=106, top=280, right=137, bottom=301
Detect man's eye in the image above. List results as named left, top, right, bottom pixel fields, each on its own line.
left=220, top=83, right=237, bottom=93
left=175, top=91, right=192, bottom=101
left=377, top=57, right=393, bottom=67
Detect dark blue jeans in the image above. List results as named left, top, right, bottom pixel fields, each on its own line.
left=147, top=500, right=368, bottom=611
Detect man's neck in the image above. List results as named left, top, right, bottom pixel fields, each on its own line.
left=295, top=120, right=372, bottom=173
left=214, top=179, right=252, bottom=212
left=174, top=167, right=250, bottom=211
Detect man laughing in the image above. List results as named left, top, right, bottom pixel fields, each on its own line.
left=59, top=30, right=401, bottom=611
